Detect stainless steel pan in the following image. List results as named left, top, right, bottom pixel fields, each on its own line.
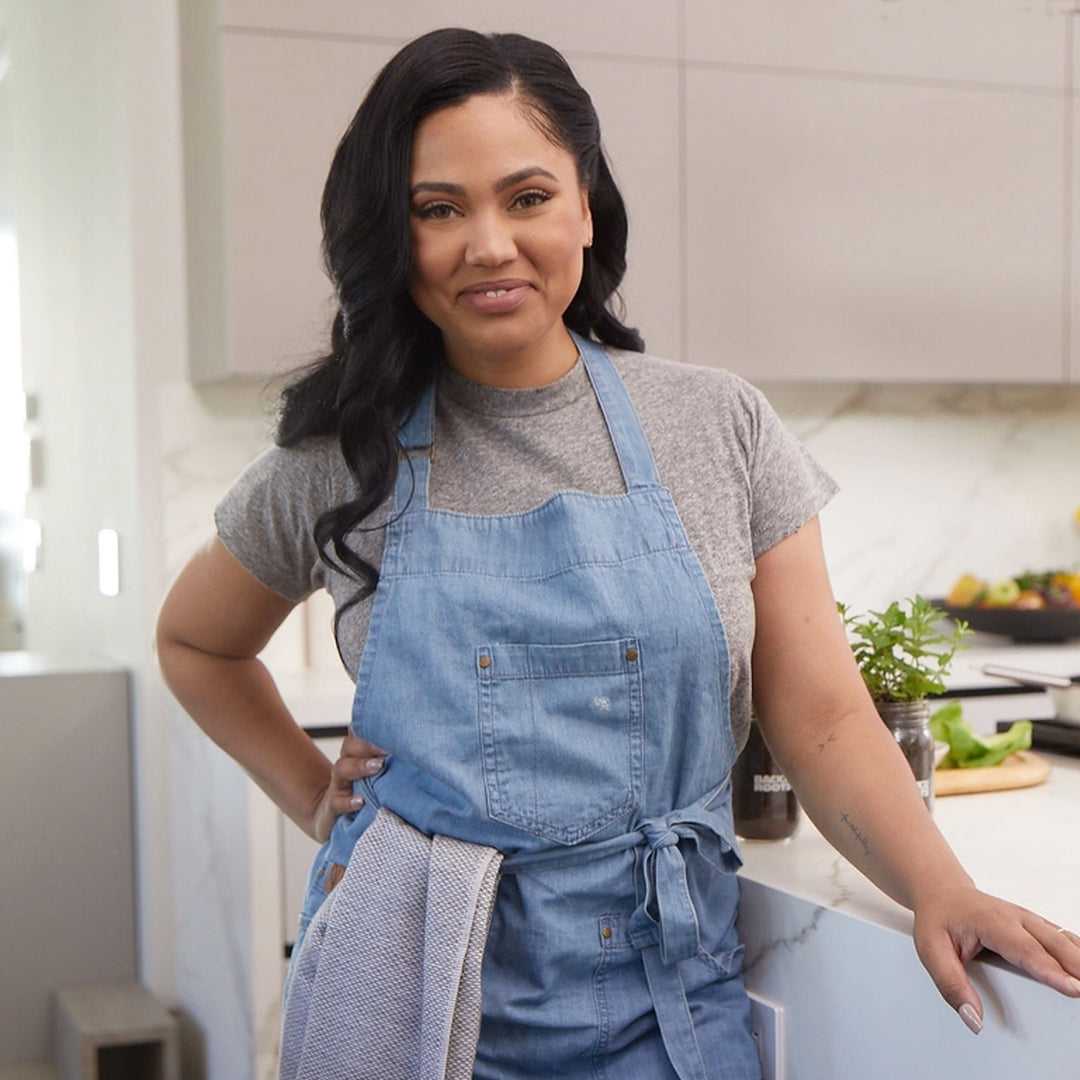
left=982, top=664, right=1080, bottom=725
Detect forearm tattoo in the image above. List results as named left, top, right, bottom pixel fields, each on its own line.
left=839, top=811, right=872, bottom=858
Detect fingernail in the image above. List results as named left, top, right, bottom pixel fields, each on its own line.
left=958, top=1003, right=982, bottom=1035
left=349, top=795, right=365, bottom=811
left=1069, top=977, right=1080, bottom=995
left=365, top=758, right=385, bottom=774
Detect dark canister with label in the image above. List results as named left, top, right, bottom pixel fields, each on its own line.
left=732, top=718, right=800, bottom=841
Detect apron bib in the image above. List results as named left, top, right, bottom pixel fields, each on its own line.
left=294, top=334, right=761, bottom=1080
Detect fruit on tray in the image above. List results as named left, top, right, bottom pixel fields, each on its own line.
left=944, top=570, right=1080, bottom=611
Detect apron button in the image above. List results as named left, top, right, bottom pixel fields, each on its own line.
left=601, top=925, right=613, bottom=940
left=625, top=647, right=638, bottom=662
left=478, top=655, right=492, bottom=669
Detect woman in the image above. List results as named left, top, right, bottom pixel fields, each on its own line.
left=157, top=27, right=1080, bottom=1080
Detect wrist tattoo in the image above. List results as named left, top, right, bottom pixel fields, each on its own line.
left=840, top=811, right=872, bottom=857
left=817, top=732, right=838, bottom=754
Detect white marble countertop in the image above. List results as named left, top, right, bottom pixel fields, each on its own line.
left=0, top=650, right=129, bottom=677
left=738, top=749, right=1080, bottom=939
left=740, top=633, right=1080, bottom=956
left=735, top=735, right=1080, bottom=1076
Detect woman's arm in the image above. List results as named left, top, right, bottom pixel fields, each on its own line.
left=750, top=517, right=1080, bottom=1031
left=156, top=537, right=384, bottom=841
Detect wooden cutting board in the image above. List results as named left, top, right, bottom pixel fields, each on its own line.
left=934, top=751, right=1051, bottom=797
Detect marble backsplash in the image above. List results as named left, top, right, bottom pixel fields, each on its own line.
left=162, top=375, right=1080, bottom=659
left=765, top=381, right=1080, bottom=614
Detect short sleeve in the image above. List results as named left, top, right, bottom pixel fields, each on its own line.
left=735, top=379, right=839, bottom=558
left=214, top=437, right=343, bottom=602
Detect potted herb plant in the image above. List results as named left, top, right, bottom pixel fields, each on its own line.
left=839, top=595, right=969, bottom=810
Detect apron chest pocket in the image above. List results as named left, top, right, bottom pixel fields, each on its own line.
left=477, top=638, right=644, bottom=845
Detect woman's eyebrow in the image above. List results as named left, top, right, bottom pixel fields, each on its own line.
left=410, top=181, right=465, bottom=198
left=409, top=167, right=559, bottom=200
left=494, top=166, right=558, bottom=192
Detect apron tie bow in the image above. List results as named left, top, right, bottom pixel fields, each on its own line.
left=629, top=791, right=741, bottom=965
left=632, top=819, right=706, bottom=964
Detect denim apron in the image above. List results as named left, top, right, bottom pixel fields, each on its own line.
left=293, top=335, right=761, bottom=1080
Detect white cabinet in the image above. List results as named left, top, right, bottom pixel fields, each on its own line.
left=684, top=2, right=1074, bottom=384
left=182, top=5, right=1079, bottom=381
left=181, top=1, right=397, bottom=381
left=0, top=661, right=136, bottom=1067
left=685, top=68, right=1067, bottom=382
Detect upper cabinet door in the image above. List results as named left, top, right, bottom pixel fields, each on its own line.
left=185, top=1, right=1077, bottom=384
left=182, top=18, right=398, bottom=381
left=217, top=0, right=681, bottom=61
left=684, top=1, right=1072, bottom=384
left=685, top=69, right=1067, bottom=383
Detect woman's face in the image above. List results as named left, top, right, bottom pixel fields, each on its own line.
left=408, top=93, right=593, bottom=388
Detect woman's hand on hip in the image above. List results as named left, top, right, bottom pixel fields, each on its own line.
left=311, top=732, right=387, bottom=842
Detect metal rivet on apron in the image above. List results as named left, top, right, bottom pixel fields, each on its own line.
left=478, top=655, right=492, bottom=669
left=601, top=925, right=613, bottom=940
left=625, top=647, right=638, bottom=662
left=316, top=867, right=325, bottom=878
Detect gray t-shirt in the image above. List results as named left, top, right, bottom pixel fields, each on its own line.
left=216, top=348, right=837, bottom=750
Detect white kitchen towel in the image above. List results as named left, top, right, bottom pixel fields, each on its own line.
left=279, top=807, right=503, bottom=1080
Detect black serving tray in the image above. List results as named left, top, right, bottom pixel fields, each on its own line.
left=932, top=598, right=1080, bottom=643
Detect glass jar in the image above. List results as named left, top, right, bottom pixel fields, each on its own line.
left=876, top=700, right=935, bottom=813
left=732, top=719, right=800, bottom=841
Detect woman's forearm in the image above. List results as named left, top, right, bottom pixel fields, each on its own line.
left=760, top=699, right=974, bottom=913
left=159, top=637, right=333, bottom=838
left=750, top=520, right=1080, bottom=1018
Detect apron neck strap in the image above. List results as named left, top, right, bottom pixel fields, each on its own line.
left=571, top=331, right=661, bottom=492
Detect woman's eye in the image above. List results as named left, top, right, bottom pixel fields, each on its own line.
left=416, top=202, right=458, bottom=221
left=511, top=189, right=552, bottom=211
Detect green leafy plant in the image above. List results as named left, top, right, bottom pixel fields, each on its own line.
left=839, top=595, right=969, bottom=703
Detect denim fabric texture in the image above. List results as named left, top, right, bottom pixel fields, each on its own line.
left=288, top=336, right=762, bottom=1079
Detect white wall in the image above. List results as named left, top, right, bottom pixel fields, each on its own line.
left=0, top=0, right=188, bottom=1050
left=7, top=0, right=141, bottom=661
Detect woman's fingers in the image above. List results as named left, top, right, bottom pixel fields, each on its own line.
left=1022, top=914, right=1080, bottom=992
left=330, top=749, right=383, bottom=788
left=310, top=734, right=387, bottom=840
left=326, top=736, right=386, bottom=809
left=916, top=894, right=1080, bottom=1036
left=914, top=922, right=984, bottom=1034
left=338, top=732, right=387, bottom=773
left=974, top=909, right=1080, bottom=998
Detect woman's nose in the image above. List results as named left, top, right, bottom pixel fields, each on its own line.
left=464, top=212, right=517, bottom=267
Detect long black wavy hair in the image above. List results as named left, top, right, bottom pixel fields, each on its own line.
left=276, top=27, right=644, bottom=601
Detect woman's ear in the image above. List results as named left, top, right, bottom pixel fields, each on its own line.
left=581, top=189, right=593, bottom=249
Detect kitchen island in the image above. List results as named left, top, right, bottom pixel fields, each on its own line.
left=736, top=639, right=1080, bottom=1079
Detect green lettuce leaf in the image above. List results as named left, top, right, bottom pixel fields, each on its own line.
left=929, top=701, right=1032, bottom=769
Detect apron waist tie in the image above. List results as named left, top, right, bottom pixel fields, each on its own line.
left=501, top=784, right=742, bottom=1080
left=502, top=781, right=741, bottom=962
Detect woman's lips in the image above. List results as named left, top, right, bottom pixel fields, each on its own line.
left=458, top=280, right=532, bottom=314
